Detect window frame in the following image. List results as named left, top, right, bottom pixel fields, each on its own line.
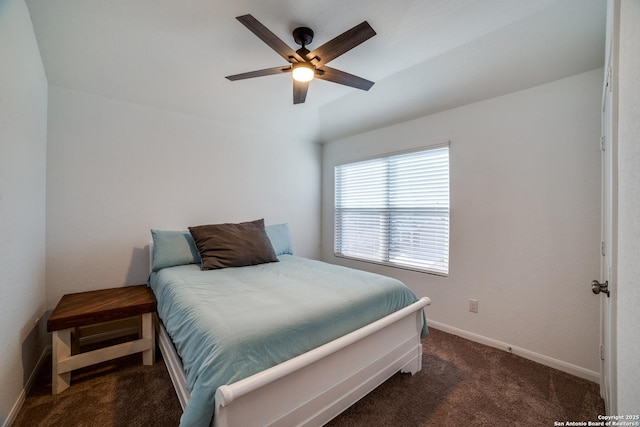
left=333, top=142, right=450, bottom=277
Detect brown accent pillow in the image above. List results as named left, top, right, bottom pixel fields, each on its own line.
left=188, top=219, right=278, bottom=270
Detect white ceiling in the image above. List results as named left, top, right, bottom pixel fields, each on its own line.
left=25, top=0, right=606, bottom=143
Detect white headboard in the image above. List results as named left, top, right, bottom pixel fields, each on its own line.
left=148, top=241, right=154, bottom=274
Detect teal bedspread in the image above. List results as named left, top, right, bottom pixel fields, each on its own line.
left=149, top=255, right=425, bottom=427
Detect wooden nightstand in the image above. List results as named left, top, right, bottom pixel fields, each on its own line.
left=47, top=285, right=156, bottom=394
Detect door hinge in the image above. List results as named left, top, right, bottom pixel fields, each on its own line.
left=601, top=241, right=606, bottom=257
left=601, top=136, right=606, bottom=151
left=607, top=66, right=613, bottom=93
left=600, top=344, right=605, bottom=361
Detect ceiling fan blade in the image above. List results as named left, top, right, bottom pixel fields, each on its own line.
left=293, top=80, right=309, bottom=104
left=236, top=15, right=304, bottom=63
left=307, top=21, right=376, bottom=68
left=226, top=66, right=291, bottom=81
left=316, top=66, right=374, bottom=91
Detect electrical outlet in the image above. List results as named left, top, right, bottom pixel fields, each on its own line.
left=469, top=299, right=478, bottom=313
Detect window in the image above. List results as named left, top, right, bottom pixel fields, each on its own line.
left=334, top=144, right=449, bottom=275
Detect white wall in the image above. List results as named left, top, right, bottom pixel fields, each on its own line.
left=616, top=0, right=640, bottom=414
left=45, top=85, right=321, bottom=309
left=0, top=0, right=48, bottom=424
left=322, top=69, right=603, bottom=379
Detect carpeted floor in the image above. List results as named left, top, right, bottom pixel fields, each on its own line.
left=13, top=328, right=604, bottom=426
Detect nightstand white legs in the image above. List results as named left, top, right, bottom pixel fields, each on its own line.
left=52, top=328, right=72, bottom=394
left=51, top=313, right=155, bottom=394
left=142, top=312, right=155, bottom=365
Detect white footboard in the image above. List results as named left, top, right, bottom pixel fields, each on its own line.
left=214, top=297, right=431, bottom=427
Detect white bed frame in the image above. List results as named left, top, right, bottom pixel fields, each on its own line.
left=149, top=243, right=431, bottom=426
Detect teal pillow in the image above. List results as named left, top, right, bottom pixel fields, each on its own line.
left=265, top=223, right=293, bottom=256
left=151, top=229, right=201, bottom=272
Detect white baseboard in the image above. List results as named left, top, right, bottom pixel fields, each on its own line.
left=3, top=344, right=52, bottom=427
left=427, top=320, right=600, bottom=384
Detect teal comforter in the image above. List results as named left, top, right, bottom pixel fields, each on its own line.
left=149, top=255, right=425, bottom=427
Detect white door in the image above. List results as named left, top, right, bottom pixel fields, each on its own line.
left=598, top=8, right=617, bottom=413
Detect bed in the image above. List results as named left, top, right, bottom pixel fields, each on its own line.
left=148, top=221, right=431, bottom=427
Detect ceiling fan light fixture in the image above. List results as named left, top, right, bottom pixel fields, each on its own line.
left=292, top=63, right=315, bottom=82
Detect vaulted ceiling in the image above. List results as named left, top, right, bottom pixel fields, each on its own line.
left=25, top=0, right=606, bottom=143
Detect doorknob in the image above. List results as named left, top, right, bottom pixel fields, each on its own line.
left=592, top=280, right=610, bottom=297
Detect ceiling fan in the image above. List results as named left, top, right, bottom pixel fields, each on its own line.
left=225, top=14, right=376, bottom=104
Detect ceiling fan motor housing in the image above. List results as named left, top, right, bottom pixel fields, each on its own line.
left=293, top=27, right=314, bottom=48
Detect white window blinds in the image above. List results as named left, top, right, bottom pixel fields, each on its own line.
left=334, top=145, right=450, bottom=275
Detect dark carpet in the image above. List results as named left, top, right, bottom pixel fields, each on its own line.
left=13, top=328, right=604, bottom=426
